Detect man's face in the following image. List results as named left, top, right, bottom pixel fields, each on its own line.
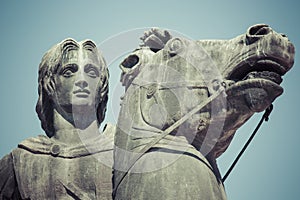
left=52, top=47, right=102, bottom=114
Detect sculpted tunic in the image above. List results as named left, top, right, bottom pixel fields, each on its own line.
left=0, top=124, right=115, bottom=200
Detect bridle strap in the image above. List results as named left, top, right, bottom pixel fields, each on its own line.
left=222, top=104, right=273, bottom=182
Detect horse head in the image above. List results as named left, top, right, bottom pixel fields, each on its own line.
left=113, top=24, right=295, bottom=199
left=118, top=24, right=295, bottom=159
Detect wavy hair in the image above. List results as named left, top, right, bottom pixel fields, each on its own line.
left=36, top=38, right=109, bottom=137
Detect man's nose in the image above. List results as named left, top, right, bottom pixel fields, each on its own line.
left=74, top=67, right=89, bottom=89
left=75, top=79, right=88, bottom=89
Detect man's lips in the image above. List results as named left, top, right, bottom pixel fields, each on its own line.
left=73, top=89, right=90, bottom=97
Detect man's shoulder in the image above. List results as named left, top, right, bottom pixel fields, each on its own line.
left=0, top=135, right=49, bottom=168
left=15, top=134, right=52, bottom=155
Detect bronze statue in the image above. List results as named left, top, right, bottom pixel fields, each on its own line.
left=0, top=38, right=113, bottom=199
left=113, top=24, right=295, bottom=199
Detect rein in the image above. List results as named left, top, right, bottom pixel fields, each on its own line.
left=222, top=104, right=273, bottom=182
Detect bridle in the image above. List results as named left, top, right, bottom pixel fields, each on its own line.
left=113, top=82, right=273, bottom=195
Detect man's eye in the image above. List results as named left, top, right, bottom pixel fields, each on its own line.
left=61, top=64, right=78, bottom=77
left=62, top=69, right=74, bottom=77
left=87, top=69, right=99, bottom=78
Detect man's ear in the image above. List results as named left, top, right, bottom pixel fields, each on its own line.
left=44, top=75, right=56, bottom=97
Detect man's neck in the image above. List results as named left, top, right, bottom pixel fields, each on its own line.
left=51, top=108, right=100, bottom=145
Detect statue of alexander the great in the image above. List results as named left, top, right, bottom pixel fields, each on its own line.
left=0, top=38, right=114, bottom=199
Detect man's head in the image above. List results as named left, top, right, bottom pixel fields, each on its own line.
left=36, top=38, right=109, bottom=137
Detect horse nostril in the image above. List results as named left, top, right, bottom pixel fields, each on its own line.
left=248, top=24, right=271, bottom=36
left=246, top=24, right=272, bottom=45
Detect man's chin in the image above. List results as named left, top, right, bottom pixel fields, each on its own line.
left=72, top=98, right=94, bottom=107
left=71, top=104, right=95, bottom=112
left=57, top=99, right=96, bottom=116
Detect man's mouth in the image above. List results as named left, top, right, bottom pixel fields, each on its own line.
left=73, top=89, right=90, bottom=97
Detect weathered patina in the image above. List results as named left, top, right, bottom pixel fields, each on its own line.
left=113, top=24, right=295, bottom=199
left=0, top=38, right=113, bottom=199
